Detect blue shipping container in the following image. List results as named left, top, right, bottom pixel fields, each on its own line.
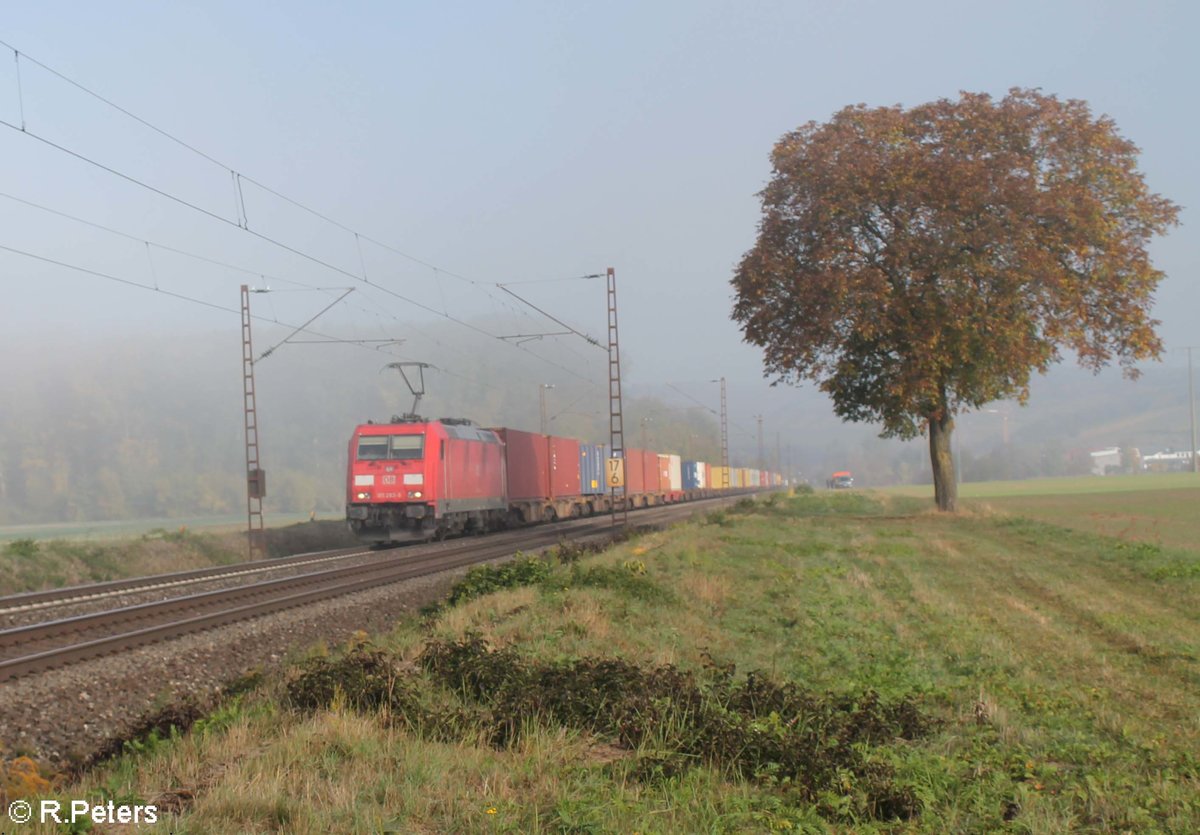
left=683, top=461, right=704, bottom=490
left=579, top=443, right=606, bottom=494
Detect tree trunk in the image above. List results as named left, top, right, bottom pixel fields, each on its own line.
left=929, top=413, right=957, bottom=512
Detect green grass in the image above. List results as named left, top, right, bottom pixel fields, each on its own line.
left=883, top=472, right=1200, bottom=554
left=882, top=471, right=1200, bottom=498
left=0, top=528, right=245, bottom=594
left=0, top=520, right=356, bottom=594
left=16, top=489, right=1199, bottom=833
left=0, top=512, right=343, bottom=544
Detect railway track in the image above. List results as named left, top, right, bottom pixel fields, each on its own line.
left=0, top=546, right=370, bottom=616
left=0, top=495, right=747, bottom=683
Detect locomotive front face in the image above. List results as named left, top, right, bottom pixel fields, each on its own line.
left=346, top=424, right=438, bottom=541
left=350, top=429, right=429, bottom=502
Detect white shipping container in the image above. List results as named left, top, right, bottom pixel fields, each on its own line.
left=667, top=454, right=682, bottom=491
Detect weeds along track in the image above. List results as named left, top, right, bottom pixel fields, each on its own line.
left=0, top=497, right=743, bottom=683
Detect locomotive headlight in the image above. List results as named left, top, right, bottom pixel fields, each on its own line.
left=355, top=491, right=370, bottom=500
left=408, top=490, right=423, bottom=498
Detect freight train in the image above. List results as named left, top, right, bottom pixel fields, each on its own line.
left=345, top=416, right=782, bottom=543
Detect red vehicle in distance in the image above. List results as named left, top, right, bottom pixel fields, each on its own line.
left=828, top=471, right=854, bottom=489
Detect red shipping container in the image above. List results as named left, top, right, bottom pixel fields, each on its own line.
left=548, top=435, right=582, bottom=498
left=657, top=454, right=672, bottom=492
left=439, top=426, right=507, bottom=504
left=492, top=428, right=550, bottom=500
left=624, top=448, right=647, bottom=494
left=642, top=449, right=659, bottom=493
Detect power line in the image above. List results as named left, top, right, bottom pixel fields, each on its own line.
left=256, top=288, right=355, bottom=362
left=1, top=38, right=463, bottom=286
left=0, top=241, right=540, bottom=399
left=1, top=189, right=282, bottom=286
left=496, top=284, right=604, bottom=349
left=3, top=242, right=265, bottom=321
left=1, top=39, right=612, bottom=390
left=0, top=111, right=600, bottom=380
left=2, top=39, right=598, bottom=304
left=0, top=187, right=440, bottom=355
left=665, top=383, right=719, bottom=416
left=0, top=186, right=492, bottom=374
left=498, top=273, right=606, bottom=285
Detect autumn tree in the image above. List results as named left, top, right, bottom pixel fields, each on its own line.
left=731, top=89, right=1179, bottom=510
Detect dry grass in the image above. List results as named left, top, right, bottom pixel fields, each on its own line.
left=436, top=586, right=540, bottom=644
left=558, top=592, right=612, bottom=642
left=679, top=569, right=730, bottom=613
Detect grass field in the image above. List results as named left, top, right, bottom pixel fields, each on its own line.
left=883, top=471, right=1200, bottom=499
left=7, top=488, right=1198, bottom=833
left=883, top=472, right=1200, bottom=553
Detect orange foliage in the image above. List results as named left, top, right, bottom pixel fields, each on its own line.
left=2, top=755, right=53, bottom=800
left=732, top=89, right=1179, bottom=509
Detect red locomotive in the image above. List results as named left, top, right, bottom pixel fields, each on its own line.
left=346, top=417, right=508, bottom=542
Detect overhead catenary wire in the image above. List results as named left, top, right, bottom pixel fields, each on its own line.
left=499, top=273, right=606, bottom=285
left=0, top=39, right=490, bottom=289
left=3, top=242, right=260, bottom=322
left=0, top=242, right=457, bottom=390
left=0, top=39, right=611, bottom=392
left=0, top=188, right=474, bottom=364
left=664, top=381, right=758, bottom=440
left=0, top=241, right=530, bottom=399
left=496, top=284, right=604, bottom=350
left=0, top=188, right=425, bottom=354
left=0, top=113, right=601, bottom=385
left=0, top=38, right=477, bottom=293
left=1, top=189, right=307, bottom=290
left=7, top=217, right=758, bottom=443
left=665, top=382, right=720, bottom=416
left=256, top=288, right=355, bottom=362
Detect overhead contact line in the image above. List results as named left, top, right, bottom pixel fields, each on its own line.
left=1, top=39, right=604, bottom=387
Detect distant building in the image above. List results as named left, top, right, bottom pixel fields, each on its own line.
left=1089, top=447, right=1122, bottom=476
left=1141, top=449, right=1196, bottom=472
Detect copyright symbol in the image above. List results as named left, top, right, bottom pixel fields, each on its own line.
left=8, top=799, right=33, bottom=823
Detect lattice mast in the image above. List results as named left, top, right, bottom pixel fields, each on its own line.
left=607, top=267, right=628, bottom=526
left=719, top=377, right=730, bottom=488
left=756, top=414, right=765, bottom=471
left=241, top=285, right=266, bottom=559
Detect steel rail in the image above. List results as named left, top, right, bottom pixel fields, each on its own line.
left=0, top=546, right=371, bottom=615
left=0, top=517, right=601, bottom=660
left=0, top=493, right=760, bottom=682
left=0, top=488, right=760, bottom=614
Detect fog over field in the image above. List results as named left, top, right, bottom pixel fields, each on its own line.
left=1, top=321, right=1194, bottom=525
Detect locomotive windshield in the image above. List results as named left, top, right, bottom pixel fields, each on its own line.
left=357, top=434, right=424, bottom=460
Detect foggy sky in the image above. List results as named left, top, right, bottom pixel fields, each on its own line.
left=1, top=0, right=1196, bottom=461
